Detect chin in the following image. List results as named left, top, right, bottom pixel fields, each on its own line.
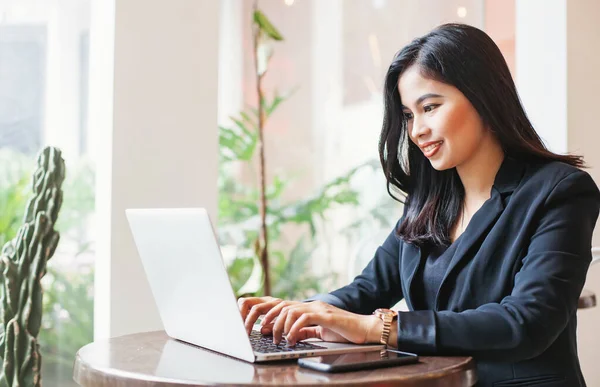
left=429, top=159, right=454, bottom=171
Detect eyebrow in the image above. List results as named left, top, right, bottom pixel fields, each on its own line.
left=401, top=93, right=444, bottom=109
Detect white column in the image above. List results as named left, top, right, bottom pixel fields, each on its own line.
left=218, top=0, right=243, bottom=126
left=567, top=0, right=600, bottom=190
left=564, top=2, right=600, bottom=385
left=309, top=0, right=343, bottom=282
left=517, top=1, right=600, bottom=384
left=43, top=0, right=89, bottom=161
left=515, top=0, right=567, bottom=154
left=91, top=0, right=220, bottom=339
left=310, top=0, right=342, bottom=186
left=88, top=0, right=115, bottom=341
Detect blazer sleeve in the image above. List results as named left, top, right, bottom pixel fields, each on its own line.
left=303, top=218, right=404, bottom=315
left=395, top=170, right=600, bottom=361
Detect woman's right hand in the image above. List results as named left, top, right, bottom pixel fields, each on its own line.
left=237, top=296, right=301, bottom=335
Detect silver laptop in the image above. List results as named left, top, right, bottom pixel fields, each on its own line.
left=126, top=208, right=384, bottom=363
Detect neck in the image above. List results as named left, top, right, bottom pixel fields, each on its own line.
left=455, top=134, right=505, bottom=203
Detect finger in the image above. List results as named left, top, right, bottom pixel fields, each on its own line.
left=287, top=313, right=327, bottom=345
left=272, top=306, right=291, bottom=345
left=244, top=299, right=280, bottom=334
left=261, top=301, right=295, bottom=327
left=283, top=308, right=303, bottom=340
left=260, top=322, right=274, bottom=335
left=273, top=303, right=316, bottom=344
left=238, top=297, right=264, bottom=321
left=238, top=296, right=278, bottom=320
left=237, top=297, right=251, bottom=320
left=288, top=326, right=321, bottom=345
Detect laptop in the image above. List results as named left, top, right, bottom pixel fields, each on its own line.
left=125, top=207, right=385, bottom=363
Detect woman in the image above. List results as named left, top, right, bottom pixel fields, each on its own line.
left=238, top=23, right=600, bottom=386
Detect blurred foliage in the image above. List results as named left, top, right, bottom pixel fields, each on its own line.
left=220, top=8, right=357, bottom=300
left=0, top=151, right=29, bottom=248
left=218, top=7, right=402, bottom=301
left=39, top=267, right=93, bottom=385
left=219, top=145, right=396, bottom=301
left=0, top=148, right=95, bottom=386
left=217, top=33, right=390, bottom=301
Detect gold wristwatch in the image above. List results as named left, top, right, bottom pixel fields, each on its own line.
left=373, top=308, right=398, bottom=348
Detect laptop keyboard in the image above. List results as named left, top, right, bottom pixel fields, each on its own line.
left=249, top=330, right=326, bottom=353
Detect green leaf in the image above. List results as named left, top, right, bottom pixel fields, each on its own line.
left=239, top=111, right=257, bottom=128
left=227, top=257, right=255, bottom=294
left=253, top=10, right=284, bottom=41
left=219, top=124, right=257, bottom=162
left=254, top=88, right=299, bottom=120
left=266, top=175, right=287, bottom=200
left=331, top=190, right=360, bottom=205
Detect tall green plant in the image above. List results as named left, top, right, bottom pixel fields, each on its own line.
left=0, top=148, right=95, bottom=386
left=0, top=147, right=65, bottom=387
left=221, top=5, right=369, bottom=300
left=250, top=3, right=286, bottom=296
left=219, top=5, right=398, bottom=301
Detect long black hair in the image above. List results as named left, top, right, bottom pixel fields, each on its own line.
left=379, top=23, right=584, bottom=248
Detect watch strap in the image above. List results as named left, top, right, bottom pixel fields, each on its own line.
left=380, top=313, right=393, bottom=347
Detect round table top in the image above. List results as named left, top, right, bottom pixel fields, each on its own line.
left=73, top=331, right=477, bottom=387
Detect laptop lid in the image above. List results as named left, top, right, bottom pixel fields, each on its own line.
left=126, top=208, right=256, bottom=363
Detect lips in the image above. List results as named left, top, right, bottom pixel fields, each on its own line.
left=420, top=141, right=443, bottom=158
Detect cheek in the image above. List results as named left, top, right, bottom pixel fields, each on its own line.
left=437, top=105, right=484, bottom=154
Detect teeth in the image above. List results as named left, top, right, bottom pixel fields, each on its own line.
left=424, top=142, right=442, bottom=152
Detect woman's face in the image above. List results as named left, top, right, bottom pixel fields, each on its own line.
left=398, top=65, right=490, bottom=171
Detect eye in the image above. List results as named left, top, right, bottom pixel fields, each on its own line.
left=423, top=104, right=439, bottom=113
left=403, top=111, right=413, bottom=120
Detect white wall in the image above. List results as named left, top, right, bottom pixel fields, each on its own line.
left=515, top=0, right=567, bottom=154
left=517, top=1, right=600, bottom=384
left=92, top=0, right=219, bottom=339
left=565, top=2, right=600, bottom=386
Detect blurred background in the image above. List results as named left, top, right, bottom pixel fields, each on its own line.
left=1, top=0, right=598, bottom=386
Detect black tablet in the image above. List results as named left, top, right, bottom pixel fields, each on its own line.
left=297, top=349, right=419, bottom=373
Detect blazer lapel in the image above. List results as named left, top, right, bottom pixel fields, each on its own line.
left=432, top=156, right=526, bottom=311
left=402, top=242, right=422, bottom=311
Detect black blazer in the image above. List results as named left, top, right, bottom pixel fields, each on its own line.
left=308, top=157, right=600, bottom=387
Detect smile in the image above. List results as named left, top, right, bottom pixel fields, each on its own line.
left=421, top=141, right=443, bottom=157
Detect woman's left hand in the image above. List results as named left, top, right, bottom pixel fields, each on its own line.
left=260, top=300, right=380, bottom=346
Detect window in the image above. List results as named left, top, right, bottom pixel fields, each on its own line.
left=0, top=1, right=94, bottom=386
left=218, top=0, right=512, bottom=300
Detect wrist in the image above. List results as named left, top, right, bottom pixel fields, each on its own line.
left=365, top=315, right=384, bottom=344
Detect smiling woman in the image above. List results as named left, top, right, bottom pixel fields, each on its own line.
left=239, top=23, right=600, bottom=387
left=396, top=64, right=505, bottom=243
left=399, top=75, right=498, bottom=170
left=382, top=23, right=585, bottom=248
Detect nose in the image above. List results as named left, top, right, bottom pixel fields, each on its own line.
left=410, top=115, right=430, bottom=141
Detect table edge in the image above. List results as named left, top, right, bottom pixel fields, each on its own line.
left=72, top=332, right=478, bottom=387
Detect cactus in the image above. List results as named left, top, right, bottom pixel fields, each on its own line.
left=0, top=147, right=65, bottom=387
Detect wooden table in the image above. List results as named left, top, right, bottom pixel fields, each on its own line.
left=73, top=331, right=477, bottom=387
